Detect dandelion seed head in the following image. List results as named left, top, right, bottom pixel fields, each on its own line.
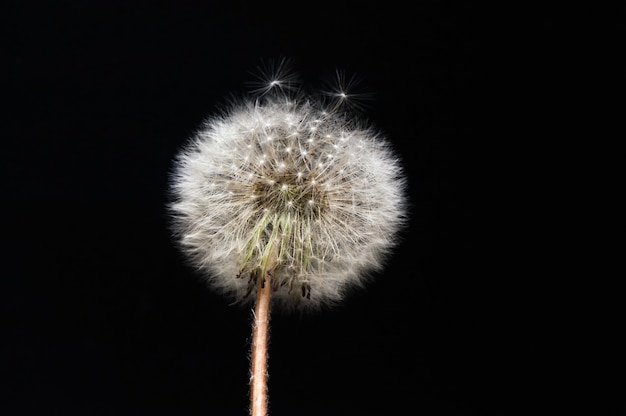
left=169, top=66, right=408, bottom=313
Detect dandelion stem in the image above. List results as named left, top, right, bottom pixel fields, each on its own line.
left=250, top=252, right=276, bottom=416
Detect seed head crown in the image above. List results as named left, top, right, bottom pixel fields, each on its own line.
left=169, top=71, right=408, bottom=312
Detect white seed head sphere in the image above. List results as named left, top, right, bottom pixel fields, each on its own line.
left=169, top=82, right=408, bottom=312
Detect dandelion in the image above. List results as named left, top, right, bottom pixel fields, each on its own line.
left=168, top=62, right=408, bottom=416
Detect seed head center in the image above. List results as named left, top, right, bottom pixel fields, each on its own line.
left=253, top=173, right=328, bottom=217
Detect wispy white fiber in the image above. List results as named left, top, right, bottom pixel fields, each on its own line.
left=169, top=68, right=408, bottom=312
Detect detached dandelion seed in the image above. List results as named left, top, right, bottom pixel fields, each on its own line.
left=168, top=61, right=408, bottom=416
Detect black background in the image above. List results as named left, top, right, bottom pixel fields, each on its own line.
left=3, top=1, right=565, bottom=415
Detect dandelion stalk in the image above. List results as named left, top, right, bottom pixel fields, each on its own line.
left=250, top=242, right=278, bottom=416
left=168, top=60, right=408, bottom=415
left=250, top=268, right=272, bottom=416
